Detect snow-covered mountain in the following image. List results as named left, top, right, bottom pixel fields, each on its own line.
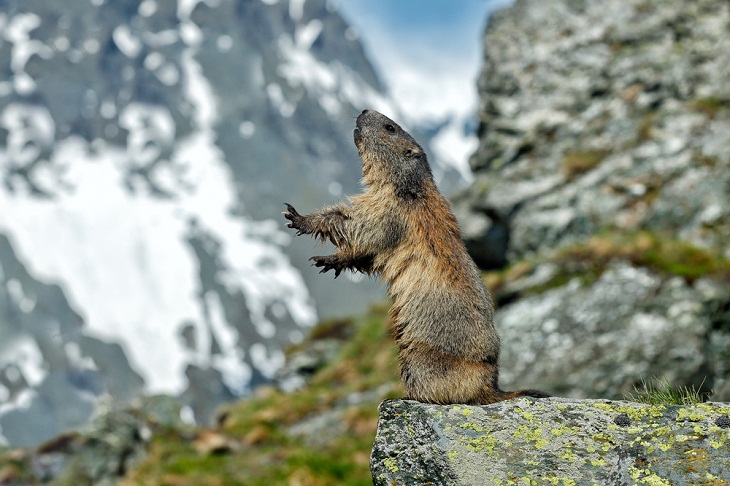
left=0, top=0, right=464, bottom=447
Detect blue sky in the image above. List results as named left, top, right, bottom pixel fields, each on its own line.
left=335, top=0, right=513, bottom=64
left=331, top=0, right=515, bottom=178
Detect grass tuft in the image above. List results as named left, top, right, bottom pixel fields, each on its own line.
left=625, top=378, right=708, bottom=405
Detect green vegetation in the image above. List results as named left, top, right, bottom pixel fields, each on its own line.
left=485, top=230, right=730, bottom=300
left=690, top=97, right=729, bottom=119
left=558, top=231, right=730, bottom=283
left=0, top=448, right=36, bottom=485
left=562, top=150, right=609, bottom=180
left=624, top=378, right=708, bottom=405
left=121, top=303, right=400, bottom=486
left=637, top=112, right=655, bottom=141
left=693, top=149, right=719, bottom=168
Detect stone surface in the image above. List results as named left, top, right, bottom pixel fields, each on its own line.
left=496, top=263, right=722, bottom=400
left=466, top=0, right=730, bottom=260
left=371, top=399, right=730, bottom=485
left=461, top=0, right=730, bottom=407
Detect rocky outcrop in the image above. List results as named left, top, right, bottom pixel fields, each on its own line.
left=371, top=399, right=730, bottom=485
left=464, top=0, right=730, bottom=261
left=458, top=0, right=730, bottom=401
left=497, top=262, right=728, bottom=400
left=0, top=396, right=189, bottom=485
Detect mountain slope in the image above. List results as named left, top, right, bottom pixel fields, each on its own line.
left=0, top=0, right=397, bottom=447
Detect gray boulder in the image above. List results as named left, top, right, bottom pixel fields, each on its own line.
left=466, top=0, right=730, bottom=260
left=457, top=0, right=730, bottom=410
left=496, top=262, right=726, bottom=401
left=371, top=398, right=730, bottom=485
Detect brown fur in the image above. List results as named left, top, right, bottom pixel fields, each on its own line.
left=283, top=109, right=548, bottom=404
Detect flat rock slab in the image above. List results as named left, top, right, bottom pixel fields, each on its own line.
left=371, top=398, right=730, bottom=485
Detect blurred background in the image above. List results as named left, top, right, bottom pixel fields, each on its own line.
left=0, top=0, right=728, bottom=481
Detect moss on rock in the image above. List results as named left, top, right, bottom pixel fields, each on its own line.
left=371, top=399, right=730, bottom=485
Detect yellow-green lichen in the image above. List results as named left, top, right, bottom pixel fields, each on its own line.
left=447, top=450, right=459, bottom=461
left=462, top=432, right=498, bottom=453
left=547, top=422, right=580, bottom=438
left=628, top=467, right=672, bottom=486
left=514, top=406, right=535, bottom=422
left=676, top=408, right=707, bottom=422
left=383, top=457, right=399, bottom=473
left=709, top=435, right=728, bottom=449
left=591, top=402, right=666, bottom=421
left=459, top=422, right=485, bottom=432
left=514, top=425, right=548, bottom=449
left=591, top=432, right=616, bottom=447
left=462, top=408, right=474, bottom=417
left=544, top=478, right=579, bottom=486
left=558, top=448, right=575, bottom=462
left=698, top=403, right=730, bottom=416
left=704, top=472, right=729, bottom=486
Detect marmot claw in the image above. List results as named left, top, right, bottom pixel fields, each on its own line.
left=283, top=203, right=305, bottom=235
left=310, top=255, right=342, bottom=278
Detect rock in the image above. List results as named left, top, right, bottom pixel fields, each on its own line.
left=451, top=197, right=509, bottom=269
left=460, top=0, right=730, bottom=410
left=496, top=262, right=724, bottom=400
left=468, top=0, right=730, bottom=260
left=0, top=395, right=192, bottom=485
left=274, top=339, right=343, bottom=393
left=371, top=398, right=730, bottom=485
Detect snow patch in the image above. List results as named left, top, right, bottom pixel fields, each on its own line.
left=277, top=32, right=395, bottom=117
left=0, top=58, right=316, bottom=396
left=249, top=342, right=284, bottom=379
left=266, top=83, right=296, bottom=117
left=290, top=0, right=307, bottom=21
left=139, top=0, right=158, bottom=17
left=295, top=20, right=322, bottom=50
left=0, top=337, right=45, bottom=387
left=206, top=292, right=251, bottom=395
left=113, top=25, right=142, bottom=58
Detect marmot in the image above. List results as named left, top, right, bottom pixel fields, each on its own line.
left=283, top=109, right=547, bottom=404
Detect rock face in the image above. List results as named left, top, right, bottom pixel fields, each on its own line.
left=466, top=0, right=730, bottom=260
left=457, top=0, right=730, bottom=402
left=371, top=399, right=730, bottom=485
left=0, top=396, right=190, bottom=485
left=497, top=262, right=727, bottom=400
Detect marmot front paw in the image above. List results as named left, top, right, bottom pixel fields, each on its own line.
left=283, top=203, right=306, bottom=235
left=310, top=255, right=343, bottom=278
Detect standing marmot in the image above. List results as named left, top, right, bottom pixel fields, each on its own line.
left=283, top=109, right=547, bottom=404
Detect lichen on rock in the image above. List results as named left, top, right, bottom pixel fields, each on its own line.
left=371, top=399, right=730, bottom=485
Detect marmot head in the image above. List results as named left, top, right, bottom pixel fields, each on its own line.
left=354, top=109, right=433, bottom=199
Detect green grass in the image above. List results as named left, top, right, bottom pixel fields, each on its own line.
left=562, top=150, right=609, bottom=180
left=690, top=97, right=729, bottom=119
left=624, top=378, right=708, bottom=405
left=119, top=303, right=400, bottom=486
left=486, top=230, right=730, bottom=301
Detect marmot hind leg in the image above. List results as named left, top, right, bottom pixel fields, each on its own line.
left=399, top=347, right=504, bottom=404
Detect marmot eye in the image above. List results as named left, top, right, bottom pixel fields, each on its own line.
left=385, top=124, right=395, bottom=132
